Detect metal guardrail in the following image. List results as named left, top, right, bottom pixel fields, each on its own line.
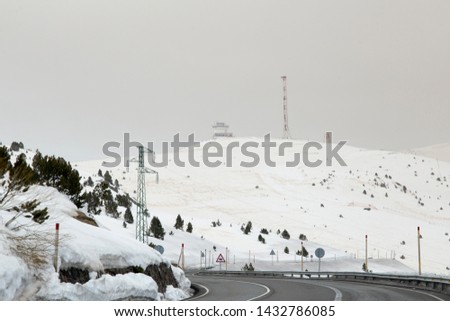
left=194, top=270, right=450, bottom=295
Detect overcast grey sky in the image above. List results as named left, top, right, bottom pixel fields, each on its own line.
left=1, top=0, right=449, bottom=161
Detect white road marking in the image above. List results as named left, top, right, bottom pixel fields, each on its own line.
left=373, top=284, right=445, bottom=301
left=190, top=278, right=271, bottom=301
left=320, top=284, right=343, bottom=301
left=185, top=282, right=210, bottom=301
left=275, top=278, right=343, bottom=301
left=229, top=280, right=271, bottom=301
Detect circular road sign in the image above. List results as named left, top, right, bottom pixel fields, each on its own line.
left=315, top=248, right=325, bottom=259
left=155, top=245, right=165, bottom=255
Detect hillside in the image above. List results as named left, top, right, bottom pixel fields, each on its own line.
left=408, top=143, right=450, bottom=163
left=76, top=138, right=450, bottom=276
left=0, top=144, right=191, bottom=300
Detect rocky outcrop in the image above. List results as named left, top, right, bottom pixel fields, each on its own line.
left=59, top=263, right=179, bottom=293
left=144, top=263, right=179, bottom=293
left=59, top=267, right=91, bottom=284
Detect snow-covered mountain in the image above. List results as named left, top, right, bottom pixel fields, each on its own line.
left=76, top=138, right=450, bottom=276
left=2, top=137, right=448, bottom=300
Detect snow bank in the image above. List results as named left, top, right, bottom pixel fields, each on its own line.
left=37, top=272, right=160, bottom=301
left=0, top=184, right=188, bottom=300
left=0, top=249, right=31, bottom=300
left=164, top=266, right=192, bottom=300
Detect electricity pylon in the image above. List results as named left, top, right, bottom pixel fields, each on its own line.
left=135, top=146, right=158, bottom=244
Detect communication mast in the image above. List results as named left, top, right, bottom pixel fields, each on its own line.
left=281, top=76, right=291, bottom=139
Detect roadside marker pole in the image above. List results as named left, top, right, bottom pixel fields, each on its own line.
left=365, top=235, right=368, bottom=272
left=418, top=226, right=422, bottom=275
left=53, top=223, right=60, bottom=272
left=178, top=244, right=185, bottom=269
left=182, top=243, right=185, bottom=270
left=300, top=241, right=304, bottom=272
left=225, top=247, right=228, bottom=271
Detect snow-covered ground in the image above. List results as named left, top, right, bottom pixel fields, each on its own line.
left=0, top=147, right=191, bottom=300
left=2, top=138, right=448, bottom=300
left=76, top=138, right=450, bottom=277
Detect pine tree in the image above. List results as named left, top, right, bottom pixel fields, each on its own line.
left=105, top=199, right=119, bottom=218
left=186, top=222, right=193, bottom=233
left=116, top=193, right=132, bottom=208
left=150, top=216, right=165, bottom=240
left=299, top=245, right=308, bottom=257
left=281, top=229, right=290, bottom=240
left=104, top=171, right=113, bottom=184
left=98, top=169, right=103, bottom=177
left=0, top=146, right=11, bottom=178
left=299, top=234, right=307, bottom=241
left=284, top=246, right=289, bottom=254
left=10, top=141, right=21, bottom=152
left=243, top=221, right=252, bottom=235
left=31, top=208, right=49, bottom=224
left=84, top=191, right=101, bottom=215
left=174, top=214, right=184, bottom=230
left=86, top=176, right=94, bottom=187
left=258, top=234, right=266, bottom=244
left=124, top=207, right=134, bottom=224
left=32, top=152, right=84, bottom=207
left=2, top=153, right=38, bottom=205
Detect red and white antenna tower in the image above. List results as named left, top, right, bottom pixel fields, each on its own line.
left=281, top=76, right=291, bottom=139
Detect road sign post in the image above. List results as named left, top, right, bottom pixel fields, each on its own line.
left=201, top=250, right=206, bottom=269
left=216, top=253, right=226, bottom=271
left=417, top=226, right=422, bottom=275
left=365, top=235, right=368, bottom=272
left=226, top=247, right=228, bottom=271
left=270, top=249, right=276, bottom=265
left=315, top=248, right=325, bottom=276
left=53, top=223, right=60, bottom=272
left=177, top=244, right=185, bottom=270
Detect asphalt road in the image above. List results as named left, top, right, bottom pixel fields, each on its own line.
left=187, top=275, right=450, bottom=301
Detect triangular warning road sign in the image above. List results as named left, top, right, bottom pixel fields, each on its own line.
left=270, top=250, right=276, bottom=255
left=216, top=253, right=226, bottom=263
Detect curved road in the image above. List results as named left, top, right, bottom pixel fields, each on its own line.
left=187, top=275, right=450, bottom=301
